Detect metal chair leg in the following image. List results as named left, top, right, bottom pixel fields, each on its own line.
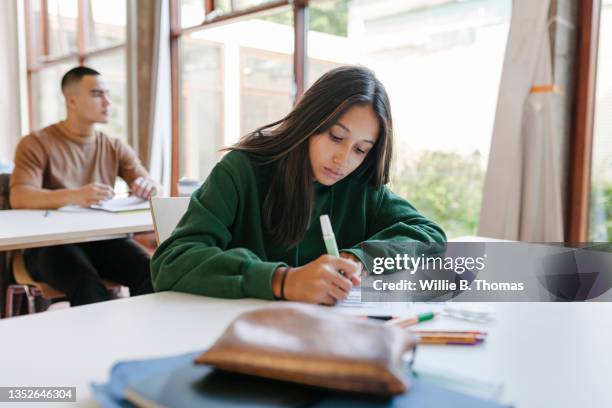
left=5, top=287, right=14, bottom=318
left=24, top=286, right=35, bottom=314
left=5, top=285, right=27, bottom=318
left=5, top=285, right=37, bottom=317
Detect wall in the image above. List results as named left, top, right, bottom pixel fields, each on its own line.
left=0, top=0, right=24, bottom=166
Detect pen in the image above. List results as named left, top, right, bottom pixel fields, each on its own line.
left=319, top=214, right=340, bottom=257
left=387, top=311, right=437, bottom=328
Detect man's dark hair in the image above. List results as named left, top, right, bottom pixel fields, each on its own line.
left=61, top=66, right=100, bottom=93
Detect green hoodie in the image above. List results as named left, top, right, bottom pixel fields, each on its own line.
left=151, top=150, right=446, bottom=300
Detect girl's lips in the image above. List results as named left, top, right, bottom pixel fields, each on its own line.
left=323, top=166, right=344, bottom=179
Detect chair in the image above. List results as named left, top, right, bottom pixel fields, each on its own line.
left=0, top=173, right=11, bottom=317
left=1, top=173, right=122, bottom=317
left=5, top=251, right=122, bottom=317
left=150, top=196, right=191, bottom=245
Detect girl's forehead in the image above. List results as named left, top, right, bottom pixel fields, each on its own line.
left=333, top=105, right=379, bottom=143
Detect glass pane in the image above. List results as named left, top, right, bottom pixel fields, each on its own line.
left=239, top=10, right=293, bottom=136
left=180, top=0, right=205, bottom=28
left=46, top=0, right=79, bottom=58
left=31, top=62, right=78, bottom=129
left=307, top=0, right=511, bottom=238
left=178, top=9, right=293, bottom=182
left=588, top=0, right=612, bottom=241
left=241, top=48, right=293, bottom=135
left=308, top=59, right=342, bottom=89
left=86, top=50, right=128, bottom=142
left=308, top=0, right=349, bottom=36
left=213, top=0, right=282, bottom=13
left=180, top=37, right=223, bottom=182
left=28, top=0, right=44, bottom=61
left=88, top=0, right=126, bottom=50
left=215, top=0, right=232, bottom=14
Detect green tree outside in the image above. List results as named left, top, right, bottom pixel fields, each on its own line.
left=262, top=0, right=349, bottom=37
left=391, top=151, right=485, bottom=239
left=589, top=179, right=612, bottom=241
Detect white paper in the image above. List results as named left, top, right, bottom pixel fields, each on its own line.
left=91, top=197, right=150, bottom=213
left=335, top=287, right=413, bottom=316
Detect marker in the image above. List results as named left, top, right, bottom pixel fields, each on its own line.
left=366, top=315, right=397, bottom=321
left=387, top=311, right=437, bottom=328
left=319, top=214, right=340, bottom=257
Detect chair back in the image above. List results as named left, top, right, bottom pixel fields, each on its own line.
left=0, top=173, right=11, bottom=210
left=150, top=196, right=191, bottom=245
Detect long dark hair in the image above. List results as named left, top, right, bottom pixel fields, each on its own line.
left=230, top=66, right=393, bottom=248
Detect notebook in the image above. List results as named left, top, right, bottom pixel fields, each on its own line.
left=92, top=351, right=512, bottom=408
left=90, top=196, right=150, bottom=213
left=124, top=364, right=324, bottom=408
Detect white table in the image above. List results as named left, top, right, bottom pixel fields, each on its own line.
left=0, top=209, right=153, bottom=251
left=0, top=292, right=609, bottom=408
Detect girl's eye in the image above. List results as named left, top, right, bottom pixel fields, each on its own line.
left=355, top=147, right=366, bottom=155
left=330, top=133, right=342, bottom=142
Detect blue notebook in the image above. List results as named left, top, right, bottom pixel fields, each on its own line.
left=92, top=351, right=511, bottom=408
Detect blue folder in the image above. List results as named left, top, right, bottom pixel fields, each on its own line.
left=92, top=351, right=511, bottom=408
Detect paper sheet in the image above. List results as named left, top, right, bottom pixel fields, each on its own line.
left=91, top=197, right=150, bottom=213
left=334, top=286, right=413, bottom=316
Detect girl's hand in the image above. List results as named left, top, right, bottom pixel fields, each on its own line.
left=340, top=251, right=366, bottom=277
left=277, top=255, right=361, bottom=305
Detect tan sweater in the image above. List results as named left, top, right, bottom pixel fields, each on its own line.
left=10, top=122, right=149, bottom=191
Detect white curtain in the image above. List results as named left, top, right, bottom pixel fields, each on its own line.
left=147, top=0, right=172, bottom=196
left=0, top=0, right=22, bottom=165
left=478, top=0, right=564, bottom=241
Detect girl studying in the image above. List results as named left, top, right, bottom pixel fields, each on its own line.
left=151, top=66, right=446, bottom=305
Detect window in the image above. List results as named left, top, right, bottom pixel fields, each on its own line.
left=589, top=0, right=612, bottom=241
left=169, top=0, right=511, bottom=234
left=30, top=61, right=77, bottom=130
left=24, top=0, right=128, bottom=141
left=173, top=3, right=294, bottom=184
left=216, top=0, right=281, bottom=13
left=180, top=0, right=205, bottom=28
left=240, top=47, right=293, bottom=136
left=306, top=0, right=512, bottom=238
left=179, top=36, right=223, bottom=181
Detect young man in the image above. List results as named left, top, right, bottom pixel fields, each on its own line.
left=10, top=66, right=157, bottom=306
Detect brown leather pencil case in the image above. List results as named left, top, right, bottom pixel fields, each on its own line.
left=195, top=303, right=416, bottom=396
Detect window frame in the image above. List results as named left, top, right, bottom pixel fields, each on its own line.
left=179, top=36, right=226, bottom=180
left=168, top=0, right=602, bottom=243
left=169, top=0, right=308, bottom=195
left=568, top=0, right=602, bottom=242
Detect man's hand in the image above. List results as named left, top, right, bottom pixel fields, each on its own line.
left=340, top=251, right=366, bottom=277
left=130, top=177, right=158, bottom=200
left=71, top=182, right=114, bottom=207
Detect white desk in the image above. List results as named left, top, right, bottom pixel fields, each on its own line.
left=0, top=292, right=609, bottom=408
left=0, top=209, right=153, bottom=251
